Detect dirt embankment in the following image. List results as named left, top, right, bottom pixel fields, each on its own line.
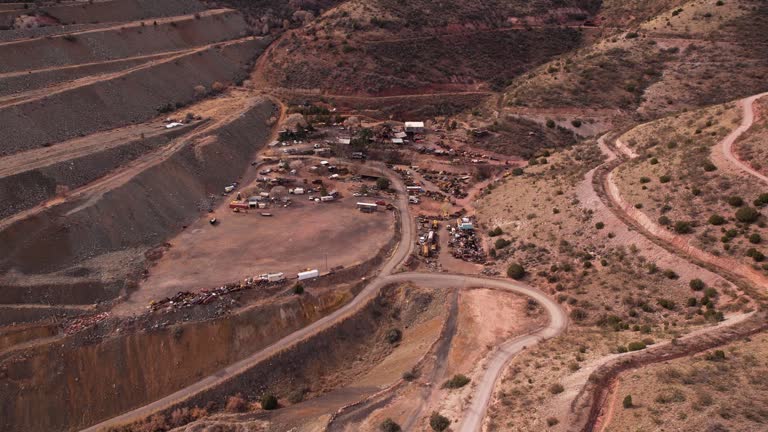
left=109, top=284, right=442, bottom=432
left=0, top=9, right=247, bottom=73
left=0, top=51, right=176, bottom=98
left=0, top=0, right=205, bottom=31
left=0, top=98, right=277, bottom=300
left=568, top=312, right=768, bottom=432
left=0, top=123, right=200, bottom=220
left=0, top=286, right=354, bottom=432
left=0, top=36, right=268, bottom=157
left=40, top=0, right=206, bottom=26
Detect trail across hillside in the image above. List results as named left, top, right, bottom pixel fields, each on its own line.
left=720, top=92, right=768, bottom=184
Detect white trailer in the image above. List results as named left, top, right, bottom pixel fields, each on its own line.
left=259, top=273, right=285, bottom=282
left=321, top=195, right=335, bottom=202
left=297, top=269, right=320, bottom=281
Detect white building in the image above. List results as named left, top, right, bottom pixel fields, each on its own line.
left=404, top=121, right=425, bottom=133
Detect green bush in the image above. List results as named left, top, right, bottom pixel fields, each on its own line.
left=495, top=238, right=512, bottom=249
left=657, top=298, right=676, bottom=310
left=546, top=119, right=555, bottom=128
left=595, top=222, right=605, bottom=229
left=261, top=394, right=278, bottom=410
left=488, top=227, right=503, bottom=237
left=703, top=161, right=718, bottom=172
left=659, top=175, right=672, bottom=183
left=750, top=233, right=762, bottom=244
left=442, top=374, right=471, bottom=389
left=728, top=196, right=744, bottom=207
left=664, top=269, right=679, bottom=279
left=639, top=176, right=651, bottom=184
left=658, top=215, right=671, bottom=226
left=429, top=412, right=450, bottom=431
left=386, top=328, right=402, bottom=344
left=708, top=215, right=726, bottom=225
left=376, top=177, right=390, bottom=191
left=623, top=395, right=633, bottom=408
left=549, top=383, right=565, bottom=394
left=507, top=263, right=525, bottom=280
left=735, top=206, right=760, bottom=223
left=512, top=167, right=524, bottom=176
left=650, top=157, right=659, bottom=165
left=627, top=341, right=647, bottom=351
left=547, top=417, right=559, bottom=426
left=674, top=221, right=692, bottom=234
left=380, top=419, right=402, bottom=432
left=292, top=283, right=304, bottom=295
left=571, top=119, right=582, bottom=127
left=689, top=279, right=706, bottom=291
left=755, top=193, right=768, bottom=207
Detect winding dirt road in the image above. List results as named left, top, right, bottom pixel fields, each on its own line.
left=720, top=92, right=768, bottom=184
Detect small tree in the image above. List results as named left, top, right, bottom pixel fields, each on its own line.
left=260, top=394, right=278, bottom=410
left=380, top=418, right=402, bottom=432
left=292, top=283, right=304, bottom=295
left=429, top=412, right=450, bottom=431
left=386, top=328, right=402, bottom=344
left=507, top=263, right=525, bottom=280
left=623, top=395, right=633, bottom=408
left=708, top=214, right=726, bottom=225
left=376, top=177, right=391, bottom=191
left=689, top=279, right=706, bottom=291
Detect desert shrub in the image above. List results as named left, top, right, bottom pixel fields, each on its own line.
left=376, top=177, right=391, bottom=190
left=689, top=279, right=706, bottom=291
left=402, top=369, right=418, bottom=381
left=495, top=238, right=512, bottom=249
left=657, top=298, right=676, bottom=310
left=571, top=119, right=582, bottom=127
left=658, top=215, right=671, bottom=226
left=664, top=269, right=679, bottom=279
left=727, top=196, right=744, bottom=207
left=749, top=233, right=762, bottom=244
left=260, top=394, right=278, bottom=410
left=706, top=350, right=726, bottom=361
left=488, top=227, right=503, bottom=236
left=386, top=329, right=403, bottom=345
left=674, top=221, right=692, bottom=234
left=623, top=395, right=633, bottom=408
left=546, top=119, right=555, bottom=128
left=595, top=222, right=605, bottom=229
left=507, top=263, right=525, bottom=280
left=735, top=206, right=760, bottom=223
left=293, top=283, right=304, bottom=295
left=650, top=157, right=659, bottom=165
left=627, top=341, right=647, bottom=351
left=512, top=167, right=524, bottom=176
left=708, top=215, right=726, bottom=225
left=755, top=193, right=768, bottom=207
left=547, top=417, right=560, bottom=426
left=687, top=297, right=698, bottom=307
left=570, top=308, right=588, bottom=322
left=429, top=412, right=450, bottom=431
left=287, top=388, right=306, bottom=404
left=659, top=175, right=671, bottom=183
left=442, top=374, right=471, bottom=389
left=626, top=31, right=639, bottom=38
left=747, top=248, right=765, bottom=262
left=640, top=176, right=651, bottom=184
left=225, top=394, right=248, bottom=412
left=549, top=383, right=565, bottom=394
left=380, top=418, right=402, bottom=432
left=703, top=161, right=718, bottom=172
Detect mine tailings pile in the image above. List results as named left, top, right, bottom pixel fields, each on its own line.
left=0, top=98, right=277, bottom=304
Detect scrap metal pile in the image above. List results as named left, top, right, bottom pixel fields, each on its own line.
left=63, top=312, right=110, bottom=335
left=148, top=277, right=277, bottom=312
left=447, top=218, right=485, bottom=263
left=420, top=169, right=471, bottom=199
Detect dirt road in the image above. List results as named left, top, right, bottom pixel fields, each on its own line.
left=720, top=92, right=768, bottom=184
